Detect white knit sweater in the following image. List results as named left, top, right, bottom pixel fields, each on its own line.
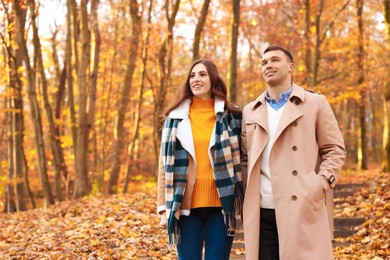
left=260, top=103, right=286, bottom=209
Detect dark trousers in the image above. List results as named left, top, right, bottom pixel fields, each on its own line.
left=259, top=208, right=280, bottom=260
left=177, top=207, right=234, bottom=260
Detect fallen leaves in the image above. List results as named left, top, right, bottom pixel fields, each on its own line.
left=0, top=192, right=176, bottom=259
left=0, top=170, right=388, bottom=259
left=334, top=172, right=390, bottom=260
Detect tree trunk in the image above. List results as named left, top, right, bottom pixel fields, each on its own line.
left=98, top=5, right=121, bottom=192
left=66, top=0, right=78, bottom=162
left=5, top=45, right=29, bottom=212
left=313, top=0, right=323, bottom=86
left=303, top=0, right=313, bottom=87
left=227, top=0, right=240, bottom=104
left=153, top=0, right=181, bottom=173
left=1, top=3, right=36, bottom=211
left=124, top=0, right=154, bottom=193
left=13, top=0, right=54, bottom=207
left=108, top=0, right=142, bottom=194
left=73, top=0, right=91, bottom=199
left=357, top=0, right=367, bottom=170
left=88, top=0, right=100, bottom=182
left=1, top=4, right=29, bottom=212
left=30, top=0, right=68, bottom=201
left=382, top=0, right=390, bottom=171
left=51, top=33, right=70, bottom=191
left=307, top=0, right=351, bottom=87
left=192, top=0, right=210, bottom=61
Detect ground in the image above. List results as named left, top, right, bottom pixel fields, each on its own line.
left=0, top=169, right=388, bottom=259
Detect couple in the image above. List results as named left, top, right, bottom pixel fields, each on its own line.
left=157, top=45, right=346, bottom=260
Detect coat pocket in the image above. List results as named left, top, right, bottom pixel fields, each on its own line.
left=304, top=171, right=326, bottom=205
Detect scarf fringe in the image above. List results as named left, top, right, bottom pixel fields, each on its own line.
left=234, top=191, right=244, bottom=219
left=167, top=217, right=180, bottom=246
left=224, top=184, right=245, bottom=236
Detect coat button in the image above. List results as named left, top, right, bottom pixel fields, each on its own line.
left=292, top=146, right=297, bottom=151
left=292, top=121, right=297, bottom=127
left=292, top=170, right=298, bottom=176
left=292, top=195, right=297, bottom=201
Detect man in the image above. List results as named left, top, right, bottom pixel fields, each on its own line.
left=241, top=45, right=346, bottom=260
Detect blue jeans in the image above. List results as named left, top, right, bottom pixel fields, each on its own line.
left=177, top=207, right=234, bottom=260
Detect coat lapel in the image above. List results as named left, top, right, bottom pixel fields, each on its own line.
left=168, top=98, right=226, bottom=163
left=274, top=84, right=305, bottom=142
left=168, top=99, right=196, bottom=160
left=245, top=94, right=269, bottom=181
left=249, top=94, right=268, bottom=132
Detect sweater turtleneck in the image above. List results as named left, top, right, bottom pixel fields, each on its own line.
left=189, top=97, right=222, bottom=208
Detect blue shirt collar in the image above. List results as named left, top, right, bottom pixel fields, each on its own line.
left=265, top=85, right=293, bottom=111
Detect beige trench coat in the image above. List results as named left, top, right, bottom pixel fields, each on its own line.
left=241, top=84, right=346, bottom=260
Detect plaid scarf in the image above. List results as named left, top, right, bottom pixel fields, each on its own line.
left=161, top=110, right=244, bottom=245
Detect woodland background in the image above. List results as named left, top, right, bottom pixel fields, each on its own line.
left=0, top=0, right=389, bottom=214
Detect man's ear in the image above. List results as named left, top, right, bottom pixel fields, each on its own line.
left=288, top=63, right=294, bottom=73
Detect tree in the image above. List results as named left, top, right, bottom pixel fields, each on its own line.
left=109, top=0, right=142, bottom=194
left=227, top=0, right=240, bottom=104
left=192, top=0, right=210, bottom=61
left=66, top=0, right=78, bottom=160
left=303, top=0, right=313, bottom=86
left=30, top=0, right=68, bottom=201
left=124, top=0, right=154, bottom=193
left=1, top=2, right=32, bottom=212
left=356, top=0, right=367, bottom=170
left=13, top=0, right=54, bottom=207
left=74, top=0, right=92, bottom=198
left=382, top=0, right=390, bottom=171
left=303, top=0, right=352, bottom=87
left=88, top=0, right=100, bottom=188
left=153, top=0, right=181, bottom=171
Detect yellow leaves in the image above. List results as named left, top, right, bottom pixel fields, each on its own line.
left=310, top=25, right=316, bottom=34
left=96, top=215, right=106, bottom=224
left=362, top=236, right=371, bottom=244
left=90, top=239, right=99, bottom=246
left=334, top=171, right=390, bottom=259
left=112, top=204, right=122, bottom=212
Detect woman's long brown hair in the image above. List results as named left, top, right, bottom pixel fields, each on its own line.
left=164, top=59, right=241, bottom=117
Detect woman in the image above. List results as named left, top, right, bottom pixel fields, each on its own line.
left=157, top=59, right=244, bottom=260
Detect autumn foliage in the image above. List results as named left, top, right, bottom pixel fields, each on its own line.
left=0, top=170, right=388, bottom=259
left=0, top=0, right=389, bottom=258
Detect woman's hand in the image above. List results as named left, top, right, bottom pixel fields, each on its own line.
left=159, top=212, right=167, bottom=227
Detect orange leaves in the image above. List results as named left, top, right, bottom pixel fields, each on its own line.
left=0, top=190, right=177, bottom=259
left=0, top=171, right=388, bottom=259
left=334, top=171, right=390, bottom=259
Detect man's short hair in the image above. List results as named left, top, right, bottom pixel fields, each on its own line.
left=263, top=45, right=294, bottom=63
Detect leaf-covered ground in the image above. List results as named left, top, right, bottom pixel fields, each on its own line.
left=333, top=171, right=390, bottom=260
left=0, top=170, right=388, bottom=259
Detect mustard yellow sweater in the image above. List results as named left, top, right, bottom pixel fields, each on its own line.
left=189, top=97, right=222, bottom=208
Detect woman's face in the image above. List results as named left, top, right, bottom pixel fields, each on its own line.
left=189, top=63, right=212, bottom=99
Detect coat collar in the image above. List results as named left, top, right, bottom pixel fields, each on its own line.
left=246, top=83, right=305, bottom=132
left=168, top=98, right=225, bottom=119
left=249, top=83, right=305, bottom=111
left=167, top=97, right=225, bottom=164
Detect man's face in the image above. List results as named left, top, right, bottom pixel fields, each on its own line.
left=261, top=50, right=294, bottom=86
